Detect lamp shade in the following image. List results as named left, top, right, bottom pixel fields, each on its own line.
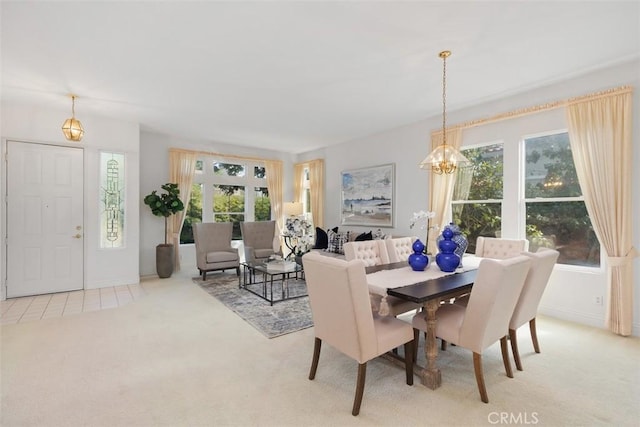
left=62, top=117, right=84, bottom=141
left=284, top=202, right=303, bottom=216
left=419, top=144, right=470, bottom=174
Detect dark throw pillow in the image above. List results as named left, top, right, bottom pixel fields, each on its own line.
left=355, top=231, right=373, bottom=241
left=313, top=227, right=329, bottom=249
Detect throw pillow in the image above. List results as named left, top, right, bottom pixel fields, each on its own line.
left=327, top=229, right=350, bottom=254
left=313, top=227, right=329, bottom=249
left=355, top=231, right=373, bottom=241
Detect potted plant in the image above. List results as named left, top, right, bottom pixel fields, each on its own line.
left=144, top=183, right=184, bottom=278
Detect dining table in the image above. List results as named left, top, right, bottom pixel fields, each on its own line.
left=365, top=255, right=482, bottom=390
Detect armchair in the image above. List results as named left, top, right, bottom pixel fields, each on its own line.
left=240, top=220, right=279, bottom=263
left=193, top=222, right=240, bottom=280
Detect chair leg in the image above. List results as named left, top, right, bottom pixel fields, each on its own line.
left=473, top=352, right=489, bottom=403
left=509, top=328, right=523, bottom=371
left=309, top=338, right=321, bottom=380
left=404, top=340, right=414, bottom=386
left=236, top=266, right=240, bottom=277
left=441, top=339, right=448, bottom=351
left=500, top=336, right=514, bottom=378
left=203, top=271, right=207, bottom=281
left=352, top=363, right=367, bottom=416
left=530, top=318, right=541, bottom=353
left=412, top=328, right=420, bottom=362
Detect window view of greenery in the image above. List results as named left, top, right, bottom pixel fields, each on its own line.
left=254, top=187, right=271, bottom=221
left=180, top=160, right=269, bottom=244
left=452, top=144, right=503, bottom=253
left=180, top=183, right=203, bottom=244
left=214, top=184, right=245, bottom=239
left=525, top=133, right=599, bottom=266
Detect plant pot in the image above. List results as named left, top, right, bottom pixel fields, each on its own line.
left=156, top=243, right=174, bottom=278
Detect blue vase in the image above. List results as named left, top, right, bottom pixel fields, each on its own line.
left=436, top=222, right=468, bottom=266
left=436, top=228, right=460, bottom=272
left=408, top=239, right=429, bottom=271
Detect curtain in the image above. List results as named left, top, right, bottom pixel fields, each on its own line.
left=264, top=159, right=284, bottom=235
left=293, top=163, right=304, bottom=203
left=168, top=149, right=198, bottom=271
left=308, top=159, right=325, bottom=228
left=427, top=128, right=463, bottom=254
left=566, top=89, right=636, bottom=336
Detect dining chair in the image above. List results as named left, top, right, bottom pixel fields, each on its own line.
left=412, top=256, right=531, bottom=403
left=509, top=248, right=559, bottom=370
left=302, top=251, right=415, bottom=416
left=193, top=222, right=240, bottom=280
left=344, top=240, right=420, bottom=317
left=385, top=236, right=418, bottom=263
left=475, top=237, right=530, bottom=259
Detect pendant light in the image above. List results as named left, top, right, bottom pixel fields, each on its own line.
left=62, top=95, right=84, bottom=142
left=419, top=51, right=469, bottom=174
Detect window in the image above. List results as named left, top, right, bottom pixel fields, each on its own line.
left=524, top=132, right=599, bottom=267
left=180, top=158, right=269, bottom=243
left=302, top=167, right=311, bottom=214
left=452, top=143, right=503, bottom=253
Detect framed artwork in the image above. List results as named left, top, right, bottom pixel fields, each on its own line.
left=341, top=163, right=394, bottom=227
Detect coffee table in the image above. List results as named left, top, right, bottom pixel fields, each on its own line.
left=241, top=261, right=307, bottom=305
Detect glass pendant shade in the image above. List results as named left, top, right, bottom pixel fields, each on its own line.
left=62, top=117, right=84, bottom=141
left=420, top=144, right=470, bottom=175
left=62, top=95, right=84, bottom=141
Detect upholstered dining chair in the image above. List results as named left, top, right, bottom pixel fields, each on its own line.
left=344, top=240, right=421, bottom=317
left=385, top=236, right=418, bottom=263
left=509, top=248, right=559, bottom=371
left=302, top=251, right=415, bottom=416
left=475, top=237, right=530, bottom=259
left=413, top=256, right=531, bottom=403
left=240, top=220, right=280, bottom=263
left=193, top=222, right=240, bottom=280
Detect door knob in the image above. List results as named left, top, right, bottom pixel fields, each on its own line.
left=72, top=234, right=82, bottom=239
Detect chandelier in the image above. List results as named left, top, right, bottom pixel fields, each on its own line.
left=419, top=51, right=469, bottom=174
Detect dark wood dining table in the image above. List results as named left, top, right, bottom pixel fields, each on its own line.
left=365, top=261, right=478, bottom=390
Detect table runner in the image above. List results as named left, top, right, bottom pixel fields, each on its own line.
left=366, top=255, right=482, bottom=315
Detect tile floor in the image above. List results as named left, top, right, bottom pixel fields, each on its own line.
left=0, top=284, right=146, bottom=324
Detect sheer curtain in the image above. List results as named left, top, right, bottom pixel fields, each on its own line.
left=264, top=159, right=284, bottom=234
left=168, top=149, right=198, bottom=271
left=307, top=159, right=325, bottom=228
left=566, top=89, right=636, bottom=336
left=427, top=128, right=462, bottom=254
left=293, top=163, right=304, bottom=202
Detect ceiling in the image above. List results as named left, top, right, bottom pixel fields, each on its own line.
left=2, top=1, right=638, bottom=154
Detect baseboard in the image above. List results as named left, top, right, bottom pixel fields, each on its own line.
left=540, top=306, right=640, bottom=337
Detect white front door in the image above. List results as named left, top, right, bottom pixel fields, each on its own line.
left=6, top=141, right=84, bottom=297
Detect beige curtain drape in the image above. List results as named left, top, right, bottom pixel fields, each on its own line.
left=566, top=89, right=637, bottom=336
left=168, top=149, right=198, bottom=271
left=264, top=159, right=284, bottom=235
left=427, top=128, right=463, bottom=254
left=293, top=163, right=305, bottom=203
left=307, top=159, right=325, bottom=228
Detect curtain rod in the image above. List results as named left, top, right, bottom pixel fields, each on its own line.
left=169, top=147, right=282, bottom=164
left=433, top=85, right=633, bottom=134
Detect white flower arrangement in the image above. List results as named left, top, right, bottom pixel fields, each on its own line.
left=283, top=215, right=314, bottom=255
left=409, top=210, right=438, bottom=254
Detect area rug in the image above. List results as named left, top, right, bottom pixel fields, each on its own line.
left=193, top=272, right=313, bottom=339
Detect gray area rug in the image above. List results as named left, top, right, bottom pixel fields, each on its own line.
left=193, top=272, right=313, bottom=339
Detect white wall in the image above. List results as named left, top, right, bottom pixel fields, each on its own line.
left=139, top=131, right=296, bottom=277
left=1, top=103, right=141, bottom=294
left=298, top=59, right=640, bottom=335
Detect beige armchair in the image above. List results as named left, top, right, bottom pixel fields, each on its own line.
left=475, top=237, right=529, bottom=259
left=193, top=222, right=240, bottom=280
left=302, top=252, right=414, bottom=416
left=344, top=240, right=420, bottom=317
left=413, top=256, right=531, bottom=403
left=509, top=248, right=559, bottom=371
left=240, top=220, right=279, bottom=263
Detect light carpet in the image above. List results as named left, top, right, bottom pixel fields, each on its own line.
left=193, top=271, right=313, bottom=338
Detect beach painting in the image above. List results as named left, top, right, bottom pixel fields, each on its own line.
left=341, top=163, right=394, bottom=227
